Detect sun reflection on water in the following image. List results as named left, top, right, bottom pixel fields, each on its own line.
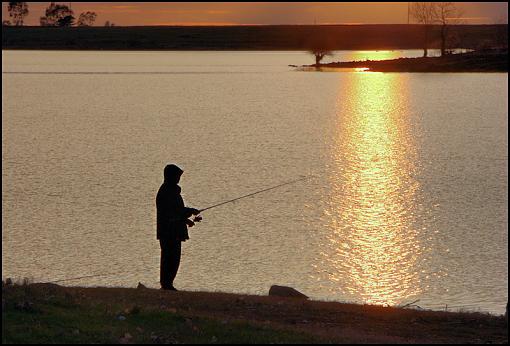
left=319, top=73, right=425, bottom=306
left=342, top=50, right=405, bottom=62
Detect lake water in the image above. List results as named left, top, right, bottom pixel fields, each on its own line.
left=2, top=50, right=508, bottom=315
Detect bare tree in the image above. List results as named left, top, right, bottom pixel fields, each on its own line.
left=307, top=32, right=334, bottom=66
left=410, top=2, right=436, bottom=57
left=77, top=11, right=97, bottom=27
left=309, top=49, right=333, bottom=65
left=434, top=2, right=463, bottom=56
left=8, top=2, right=29, bottom=26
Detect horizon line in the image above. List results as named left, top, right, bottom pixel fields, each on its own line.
left=7, top=23, right=507, bottom=28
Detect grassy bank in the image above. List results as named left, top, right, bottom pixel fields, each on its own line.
left=307, top=50, right=508, bottom=72
left=2, top=282, right=508, bottom=344
left=2, top=283, right=321, bottom=344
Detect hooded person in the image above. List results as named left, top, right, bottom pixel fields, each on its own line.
left=156, top=164, right=200, bottom=291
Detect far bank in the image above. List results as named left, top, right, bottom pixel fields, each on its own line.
left=2, top=24, right=507, bottom=51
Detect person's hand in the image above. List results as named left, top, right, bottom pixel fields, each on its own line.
left=186, top=219, right=195, bottom=228
left=189, top=208, right=200, bottom=215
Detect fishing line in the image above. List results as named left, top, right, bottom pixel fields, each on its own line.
left=24, top=172, right=322, bottom=284
left=42, top=272, right=120, bottom=284
left=34, top=175, right=318, bottom=284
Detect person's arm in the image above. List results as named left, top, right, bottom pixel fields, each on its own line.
left=168, top=196, right=199, bottom=221
left=183, top=207, right=200, bottom=218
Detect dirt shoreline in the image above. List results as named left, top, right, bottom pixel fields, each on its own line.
left=2, top=283, right=508, bottom=344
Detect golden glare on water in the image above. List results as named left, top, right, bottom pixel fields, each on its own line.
left=344, top=50, right=407, bottom=62
left=320, top=73, right=425, bottom=306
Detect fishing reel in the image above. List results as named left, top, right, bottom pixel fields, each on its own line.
left=186, top=215, right=202, bottom=228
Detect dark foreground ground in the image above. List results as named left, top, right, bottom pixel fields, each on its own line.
left=2, top=283, right=508, bottom=344
left=305, top=50, right=509, bottom=72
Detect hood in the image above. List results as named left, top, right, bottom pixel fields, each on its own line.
left=164, top=164, right=183, bottom=184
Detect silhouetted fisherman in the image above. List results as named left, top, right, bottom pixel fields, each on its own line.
left=156, top=164, right=200, bottom=291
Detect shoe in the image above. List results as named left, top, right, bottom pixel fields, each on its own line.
left=161, top=285, right=178, bottom=291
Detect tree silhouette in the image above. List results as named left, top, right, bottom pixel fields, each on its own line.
left=40, top=3, right=75, bottom=27
left=410, top=2, right=436, bottom=57
left=8, top=2, right=29, bottom=26
left=309, top=49, right=333, bottom=65
left=77, top=11, right=97, bottom=27
left=58, top=14, right=74, bottom=27
left=307, top=33, right=334, bottom=66
left=435, top=2, right=463, bottom=56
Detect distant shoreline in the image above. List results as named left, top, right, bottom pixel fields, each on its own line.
left=2, top=24, right=507, bottom=51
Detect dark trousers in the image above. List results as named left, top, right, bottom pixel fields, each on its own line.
left=159, top=238, right=182, bottom=289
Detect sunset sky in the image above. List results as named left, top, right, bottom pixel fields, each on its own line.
left=2, top=2, right=508, bottom=26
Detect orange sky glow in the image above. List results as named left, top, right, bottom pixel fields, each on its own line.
left=2, top=2, right=508, bottom=26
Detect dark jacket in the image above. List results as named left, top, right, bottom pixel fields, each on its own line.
left=156, top=166, right=194, bottom=241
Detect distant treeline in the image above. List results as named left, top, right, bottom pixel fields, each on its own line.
left=2, top=24, right=507, bottom=51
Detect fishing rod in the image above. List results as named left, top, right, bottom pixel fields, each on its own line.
left=188, top=175, right=316, bottom=223
left=197, top=175, right=315, bottom=214
left=167, top=174, right=316, bottom=224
